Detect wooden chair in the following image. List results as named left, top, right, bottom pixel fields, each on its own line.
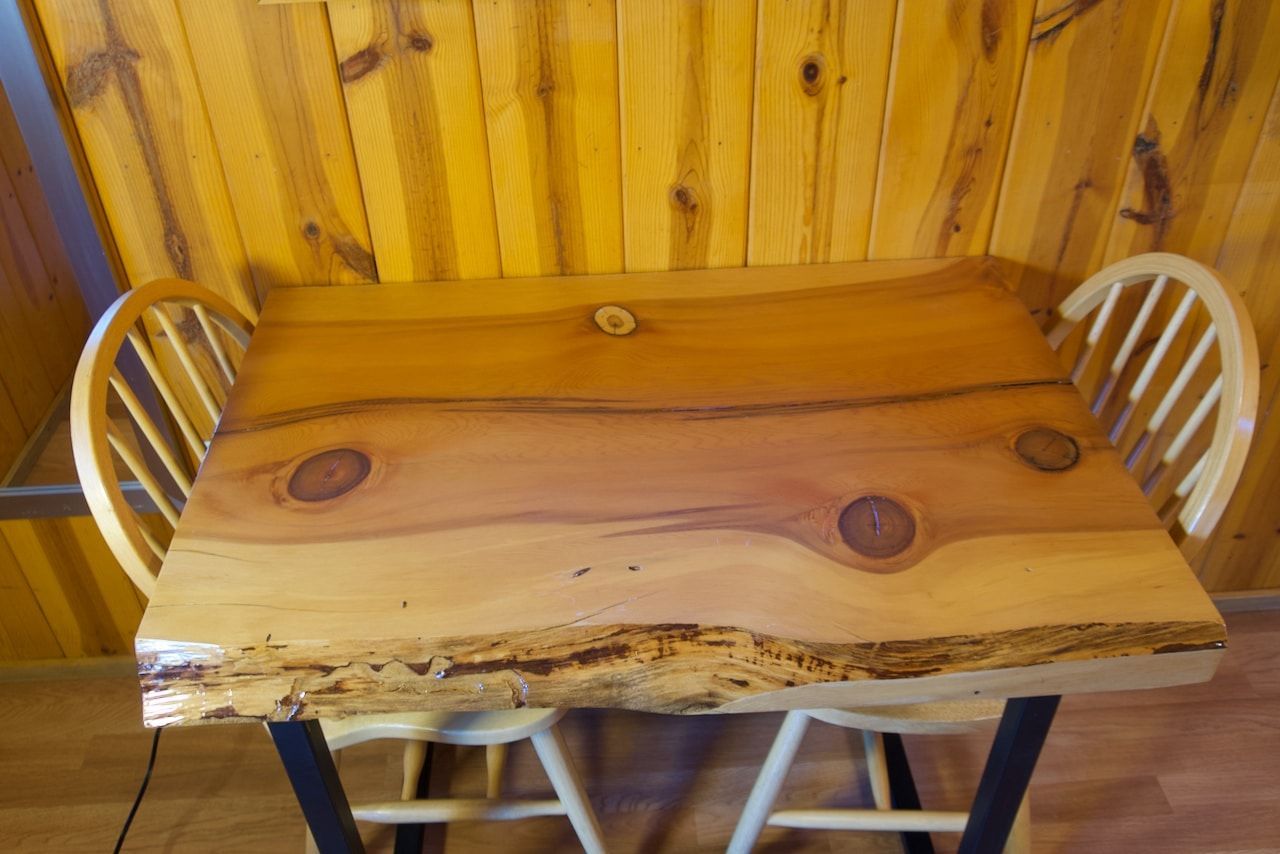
left=728, top=253, right=1259, bottom=853
left=70, top=278, right=605, bottom=854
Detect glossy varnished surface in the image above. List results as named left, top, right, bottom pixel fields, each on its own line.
left=135, top=258, right=1225, bottom=725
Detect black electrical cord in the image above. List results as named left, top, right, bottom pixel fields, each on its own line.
left=112, top=728, right=162, bottom=854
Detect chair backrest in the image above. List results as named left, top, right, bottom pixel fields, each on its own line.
left=1045, top=253, right=1258, bottom=558
left=71, top=278, right=256, bottom=597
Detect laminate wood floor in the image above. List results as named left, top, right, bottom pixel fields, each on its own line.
left=0, top=610, right=1276, bottom=853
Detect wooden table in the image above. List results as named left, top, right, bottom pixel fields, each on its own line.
left=137, top=258, right=1225, bottom=853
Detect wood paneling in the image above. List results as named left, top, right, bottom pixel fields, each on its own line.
left=328, top=0, right=500, bottom=282
left=32, top=0, right=259, bottom=314
left=1196, top=80, right=1280, bottom=591
left=618, top=0, right=756, bottom=272
left=991, top=0, right=1174, bottom=318
left=869, top=0, right=1032, bottom=260
left=3, top=0, right=1278, bottom=668
left=747, top=0, right=895, bottom=265
left=178, top=0, right=377, bottom=288
left=1103, top=0, right=1280, bottom=264
left=473, top=0, right=624, bottom=277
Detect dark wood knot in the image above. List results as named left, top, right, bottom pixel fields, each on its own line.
left=799, top=54, right=826, bottom=96
left=839, top=496, right=916, bottom=558
left=407, top=31, right=433, bottom=53
left=669, top=184, right=699, bottom=213
left=288, top=449, right=371, bottom=501
left=302, top=221, right=321, bottom=240
left=594, top=305, right=637, bottom=336
left=1014, top=427, right=1080, bottom=472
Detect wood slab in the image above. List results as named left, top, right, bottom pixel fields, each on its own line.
left=135, top=258, right=1226, bottom=726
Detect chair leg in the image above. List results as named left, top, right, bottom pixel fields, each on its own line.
left=401, top=740, right=429, bottom=801
left=860, top=731, right=891, bottom=810
left=727, top=710, right=811, bottom=854
left=1002, top=795, right=1031, bottom=854
left=529, top=725, right=606, bottom=854
left=486, top=743, right=508, bottom=799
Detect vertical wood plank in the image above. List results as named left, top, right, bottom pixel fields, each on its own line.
left=473, top=0, right=623, bottom=277
left=1103, top=0, right=1280, bottom=263
left=328, top=0, right=500, bottom=282
left=0, top=81, right=89, bottom=345
left=1196, top=80, right=1280, bottom=591
left=747, top=0, right=895, bottom=266
left=990, top=0, right=1173, bottom=318
left=32, top=0, right=260, bottom=314
left=63, top=514, right=144, bottom=642
left=178, top=0, right=378, bottom=288
left=869, top=0, right=1033, bottom=259
left=618, top=0, right=756, bottom=272
left=0, top=528, right=63, bottom=660
left=0, top=519, right=126, bottom=657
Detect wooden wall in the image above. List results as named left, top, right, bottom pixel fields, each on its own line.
left=0, top=81, right=88, bottom=477
left=18, top=0, right=1280, bottom=596
left=0, top=73, right=146, bottom=662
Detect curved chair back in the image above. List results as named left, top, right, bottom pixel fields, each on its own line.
left=1045, top=253, right=1258, bottom=557
left=71, top=279, right=256, bottom=596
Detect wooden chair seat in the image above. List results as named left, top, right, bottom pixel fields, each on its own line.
left=321, top=708, right=564, bottom=749
left=729, top=253, right=1259, bottom=853
left=808, top=699, right=1004, bottom=735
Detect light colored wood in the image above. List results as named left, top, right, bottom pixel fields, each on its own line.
left=860, top=731, right=889, bottom=810
left=808, top=700, right=1004, bottom=736
left=3, top=611, right=1279, bottom=852
left=349, top=798, right=567, bottom=823
left=746, top=0, right=895, bottom=265
left=321, top=709, right=565, bottom=750
left=727, top=710, right=810, bottom=854
left=473, top=0, right=623, bottom=277
left=529, top=725, right=607, bottom=854
left=327, top=0, right=499, bottom=281
left=990, top=0, right=1174, bottom=316
left=70, top=278, right=254, bottom=596
left=767, top=808, right=968, bottom=832
left=1051, top=253, right=1260, bottom=558
left=618, top=0, right=755, bottom=272
left=178, top=0, right=377, bottom=287
left=486, top=743, right=508, bottom=799
left=868, top=0, right=1032, bottom=259
left=1197, top=77, right=1280, bottom=592
left=1104, top=1, right=1280, bottom=263
left=400, top=739, right=427, bottom=801
left=135, top=258, right=1223, bottom=726
left=107, top=370, right=193, bottom=497
left=31, top=0, right=259, bottom=314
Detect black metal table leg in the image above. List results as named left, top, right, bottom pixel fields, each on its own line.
left=393, top=742, right=434, bottom=854
left=269, top=721, right=365, bottom=854
left=958, top=695, right=1061, bottom=854
left=882, top=732, right=936, bottom=854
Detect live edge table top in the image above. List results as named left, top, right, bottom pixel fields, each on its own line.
left=137, top=258, right=1225, bottom=727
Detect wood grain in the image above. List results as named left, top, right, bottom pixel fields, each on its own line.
left=991, top=0, right=1174, bottom=317
left=327, top=0, right=500, bottom=281
left=869, top=0, right=1032, bottom=259
left=31, top=0, right=259, bottom=314
left=473, top=0, right=624, bottom=277
left=178, top=0, right=377, bottom=287
left=747, top=0, right=895, bottom=265
left=1196, top=81, right=1280, bottom=591
left=618, top=0, right=755, bottom=271
left=5, top=611, right=1279, bottom=853
left=1103, top=0, right=1280, bottom=263
left=135, top=259, right=1223, bottom=725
